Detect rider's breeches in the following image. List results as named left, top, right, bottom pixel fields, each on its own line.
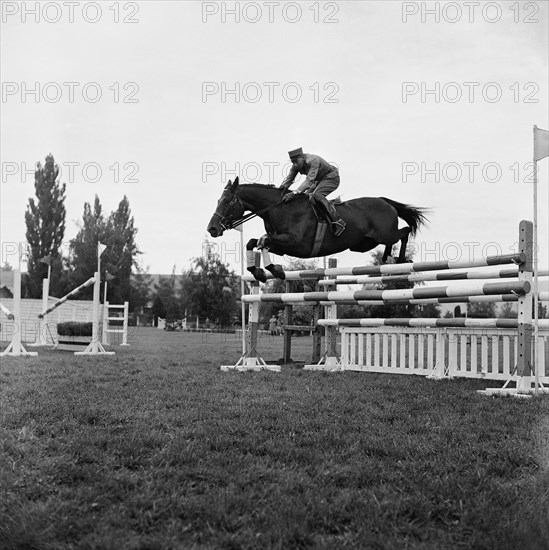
left=308, top=169, right=340, bottom=199
left=308, top=170, right=341, bottom=221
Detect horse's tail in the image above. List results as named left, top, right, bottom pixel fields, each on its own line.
left=380, top=197, right=430, bottom=237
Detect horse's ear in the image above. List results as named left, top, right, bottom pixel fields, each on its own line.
left=225, top=179, right=232, bottom=189
left=234, top=176, right=239, bottom=187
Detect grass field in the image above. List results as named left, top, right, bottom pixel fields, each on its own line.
left=1, top=328, right=548, bottom=549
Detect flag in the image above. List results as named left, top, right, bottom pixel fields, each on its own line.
left=98, top=242, right=107, bottom=256
left=39, top=255, right=52, bottom=265
left=534, top=126, right=549, bottom=162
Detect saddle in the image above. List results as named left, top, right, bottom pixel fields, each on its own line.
left=310, top=196, right=342, bottom=223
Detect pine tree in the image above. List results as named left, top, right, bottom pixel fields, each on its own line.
left=25, top=154, right=66, bottom=297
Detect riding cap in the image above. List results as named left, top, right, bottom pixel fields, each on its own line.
left=288, top=147, right=304, bottom=159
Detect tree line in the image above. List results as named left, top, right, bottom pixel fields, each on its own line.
left=9, top=153, right=243, bottom=327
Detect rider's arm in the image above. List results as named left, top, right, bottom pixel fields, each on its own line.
left=281, top=165, right=298, bottom=188
left=296, top=155, right=320, bottom=192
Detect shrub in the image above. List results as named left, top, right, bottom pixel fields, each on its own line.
left=56, top=322, right=93, bottom=337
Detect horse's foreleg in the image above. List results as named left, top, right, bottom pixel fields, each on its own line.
left=257, top=235, right=286, bottom=280
left=246, top=238, right=267, bottom=283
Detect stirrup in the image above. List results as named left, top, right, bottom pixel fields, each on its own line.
left=332, top=220, right=346, bottom=237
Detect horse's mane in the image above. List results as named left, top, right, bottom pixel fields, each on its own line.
left=239, top=183, right=276, bottom=189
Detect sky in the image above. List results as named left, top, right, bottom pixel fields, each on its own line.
left=1, top=1, right=548, bottom=289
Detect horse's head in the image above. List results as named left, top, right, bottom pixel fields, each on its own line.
left=207, top=177, right=246, bottom=237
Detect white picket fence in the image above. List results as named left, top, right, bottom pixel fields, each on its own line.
left=340, top=326, right=549, bottom=382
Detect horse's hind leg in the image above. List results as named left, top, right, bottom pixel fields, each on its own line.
left=397, top=227, right=412, bottom=263
left=380, top=227, right=411, bottom=263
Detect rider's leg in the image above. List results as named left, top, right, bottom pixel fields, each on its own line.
left=312, top=173, right=346, bottom=236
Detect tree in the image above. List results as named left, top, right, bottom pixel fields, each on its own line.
left=412, top=302, right=441, bottom=318
left=181, top=256, right=240, bottom=327
left=151, top=296, right=166, bottom=327
left=129, top=265, right=152, bottom=322
left=153, top=271, right=180, bottom=324
left=69, top=195, right=141, bottom=304
left=25, top=154, right=66, bottom=297
left=103, top=196, right=140, bottom=304
left=467, top=302, right=496, bottom=318
left=499, top=302, right=518, bottom=319
left=258, top=259, right=318, bottom=327
left=68, top=196, right=107, bottom=299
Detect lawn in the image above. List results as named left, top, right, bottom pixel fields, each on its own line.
left=1, top=328, right=548, bottom=549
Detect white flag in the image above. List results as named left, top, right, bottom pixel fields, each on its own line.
left=534, top=126, right=549, bottom=162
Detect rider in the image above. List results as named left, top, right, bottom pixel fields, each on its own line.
left=279, top=148, right=346, bottom=237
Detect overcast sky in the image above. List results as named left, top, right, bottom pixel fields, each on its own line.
left=1, top=1, right=548, bottom=286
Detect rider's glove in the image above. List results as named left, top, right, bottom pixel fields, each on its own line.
left=282, top=192, right=297, bottom=202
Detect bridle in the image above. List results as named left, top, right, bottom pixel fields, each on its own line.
left=212, top=188, right=284, bottom=231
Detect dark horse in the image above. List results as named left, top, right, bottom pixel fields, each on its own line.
left=207, top=178, right=429, bottom=282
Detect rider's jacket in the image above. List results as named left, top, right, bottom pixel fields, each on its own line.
left=281, top=154, right=338, bottom=193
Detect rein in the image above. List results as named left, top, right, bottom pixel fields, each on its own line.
left=220, top=194, right=285, bottom=230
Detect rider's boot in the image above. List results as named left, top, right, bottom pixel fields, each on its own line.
left=317, top=196, right=346, bottom=237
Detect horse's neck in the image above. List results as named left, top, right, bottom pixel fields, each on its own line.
left=239, top=186, right=278, bottom=213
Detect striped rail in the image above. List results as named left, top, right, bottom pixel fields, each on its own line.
left=38, top=277, right=95, bottom=319
left=242, top=253, right=525, bottom=282
left=318, top=268, right=549, bottom=286
left=319, top=318, right=549, bottom=329
left=241, top=280, right=530, bottom=304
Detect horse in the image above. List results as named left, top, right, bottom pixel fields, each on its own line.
left=207, top=177, right=430, bottom=282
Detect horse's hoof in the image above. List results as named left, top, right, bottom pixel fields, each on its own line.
left=266, top=264, right=286, bottom=280
left=253, top=268, right=267, bottom=283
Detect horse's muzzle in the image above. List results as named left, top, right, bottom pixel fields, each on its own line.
left=207, top=219, right=223, bottom=238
